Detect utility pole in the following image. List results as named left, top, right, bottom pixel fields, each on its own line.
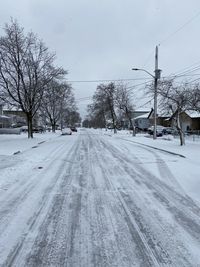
left=153, top=45, right=161, bottom=140
left=132, top=45, right=161, bottom=140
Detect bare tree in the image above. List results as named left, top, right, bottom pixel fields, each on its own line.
left=82, top=118, right=91, bottom=128
left=64, top=110, right=81, bottom=127
left=0, top=19, right=66, bottom=138
left=155, top=80, right=190, bottom=146
left=188, top=83, right=200, bottom=112
left=115, top=83, right=135, bottom=135
left=60, top=89, right=81, bottom=128
left=93, top=83, right=118, bottom=132
left=86, top=91, right=107, bottom=129
left=87, top=103, right=106, bottom=129
left=40, top=81, right=72, bottom=132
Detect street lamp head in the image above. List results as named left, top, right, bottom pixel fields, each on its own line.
left=132, top=68, right=155, bottom=78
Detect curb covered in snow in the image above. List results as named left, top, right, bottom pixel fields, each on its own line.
left=13, top=140, right=47, bottom=155
left=116, top=137, right=186, bottom=158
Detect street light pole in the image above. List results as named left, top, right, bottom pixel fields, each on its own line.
left=132, top=45, right=161, bottom=140
left=154, top=46, right=158, bottom=140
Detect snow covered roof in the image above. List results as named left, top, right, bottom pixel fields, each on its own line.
left=0, top=115, right=11, bottom=119
left=185, top=111, right=200, bottom=118
left=135, top=108, right=151, bottom=113
left=135, top=113, right=149, bottom=119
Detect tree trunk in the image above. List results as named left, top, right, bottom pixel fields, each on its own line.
left=103, top=111, right=107, bottom=129
left=60, top=117, right=63, bottom=131
left=26, top=113, right=33, bottom=138
left=176, top=111, right=185, bottom=146
left=110, top=108, right=117, bottom=134
left=126, top=108, right=135, bottom=136
left=130, top=118, right=136, bottom=136
left=51, top=120, right=56, bottom=133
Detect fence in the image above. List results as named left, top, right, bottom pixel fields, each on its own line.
left=173, top=130, right=200, bottom=142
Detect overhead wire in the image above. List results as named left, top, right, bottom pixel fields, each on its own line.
left=135, top=98, right=154, bottom=109
left=169, top=60, right=200, bottom=76
left=67, top=77, right=151, bottom=83
left=159, top=9, right=200, bottom=46
left=76, top=10, right=200, bottom=112
left=169, top=65, right=200, bottom=78
left=156, top=8, right=200, bottom=84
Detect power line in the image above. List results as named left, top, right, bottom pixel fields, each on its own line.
left=126, top=80, right=152, bottom=91
left=67, top=77, right=151, bottom=83
left=159, top=9, right=200, bottom=45
left=169, top=60, right=200, bottom=77
left=172, top=66, right=200, bottom=77
left=136, top=98, right=154, bottom=109
left=187, top=77, right=200, bottom=84
left=141, top=49, right=155, bottom=69
left=76, top=96, right=92, bottom=102
left=164, top=72, right=200, bottom=81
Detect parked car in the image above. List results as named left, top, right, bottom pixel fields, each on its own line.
left=148, top=125, right=165, bottom=137
left=62, top=128, right=72, bottom=135
left=162, top=127, right=174, bottom=135
left=33, top=126, right=45, bottom=133
left=70, top=127, right=77, bottom=132
left=20, top=125, right=28, bottom=133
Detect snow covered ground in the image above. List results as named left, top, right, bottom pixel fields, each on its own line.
left=0, top=129, right=200, bottom=266
left=102, top=129, right=200, bottom=203
left=0, top=132, right=61, bottom=156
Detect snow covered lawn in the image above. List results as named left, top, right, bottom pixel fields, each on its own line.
left=0, top=131, right=61, bottom=156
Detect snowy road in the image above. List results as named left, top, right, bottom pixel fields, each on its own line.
left=0, top=129, right=200, bottom=266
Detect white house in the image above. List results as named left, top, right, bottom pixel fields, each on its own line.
left=134, top=112, right=150, bottom=130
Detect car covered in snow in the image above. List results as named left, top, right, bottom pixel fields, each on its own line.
left=61, top=128, right=72, bottom=135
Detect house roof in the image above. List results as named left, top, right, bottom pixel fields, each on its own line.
left=0, top=115, right=11, bottom=119
left=185, top=110, right=200, bottom=118
left=148, top=109, right=171, bottom=119
left=135, top=113, right=149, bottom=119
left=134, top=108, right=151, bottom=113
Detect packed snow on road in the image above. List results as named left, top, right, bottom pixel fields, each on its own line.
left=0, top=129, right=200, bottom=266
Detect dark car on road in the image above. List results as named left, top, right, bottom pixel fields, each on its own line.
left=148, top=125, right=165, bottom=137
left=70, top=127, right=77, bottom=132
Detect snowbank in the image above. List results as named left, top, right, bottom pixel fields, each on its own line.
left=0, top=131, right=61, bottom=156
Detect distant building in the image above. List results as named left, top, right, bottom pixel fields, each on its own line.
left=0, top=115, right=12, bottom=128
left=3, top=108, right=39, bottom=128
left=132, top=109, right=151, bottom=119
left=134, top=113, right=150, bottom=130
left=3, top=109, right=27, bottom=127
left=170, top=111, right=200, bottom=132
left=0, top=103, right=12, bottom=128
left=148, top=109, right=171, bottom=127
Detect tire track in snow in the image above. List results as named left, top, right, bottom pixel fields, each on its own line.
left=0, top=141, right=67, bottom=236
left=0, top=137, right=79, bottom=266
left=21, top=132, right=157, bottom=266
left=88, top=134, right=160, bottom=266
left=1, top=130, right=200, bottom=266
left=14, top=135, right=87, bottom=267
left=98, top=134, right=199, bottom=265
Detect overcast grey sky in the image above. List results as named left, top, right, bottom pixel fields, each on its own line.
left=1, top=0, right=200, bottom=117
